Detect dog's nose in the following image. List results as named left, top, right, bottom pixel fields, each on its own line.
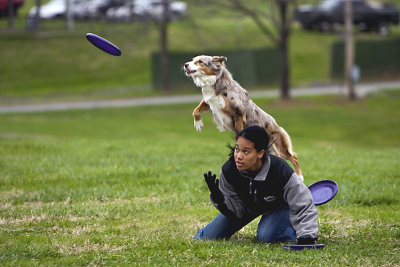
left=184, top=63, right=189, bottom=69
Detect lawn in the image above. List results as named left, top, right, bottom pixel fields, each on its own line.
left=0, top=91, right=399, bottom=266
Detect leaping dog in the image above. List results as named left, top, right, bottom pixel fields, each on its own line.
left=184, top=55, right=303, bottom=179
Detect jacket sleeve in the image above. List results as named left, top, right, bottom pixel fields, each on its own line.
left=209, top=169, right=248, bottom=220
left=283, top=173, right=319, bottom=239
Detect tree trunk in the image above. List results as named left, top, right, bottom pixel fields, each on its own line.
left=278, top=0, right=290, bottom=99
left=7, top=0, right=14, bottom=30
left=345, top=0, right=357, bottom=100
left=160, top=0, right=171, bottom=91
left=279, top=40, right=290, bottom=99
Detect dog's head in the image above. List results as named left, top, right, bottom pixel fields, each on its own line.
left=184, top=55, right=227, bottom=87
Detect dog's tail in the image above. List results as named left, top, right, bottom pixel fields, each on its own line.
left=278, top=126, right=294, bottom=156
left=265, top=123, right=302, bottom=178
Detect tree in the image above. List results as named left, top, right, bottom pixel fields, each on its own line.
left=344, top=0, right=357, bottom=100
left=198, top=0, right=297, bottom=99
left=33, top=0, right=41, bottom=39
left=229, top=0, right=297, bottom=99
left=160, top=0, right=171, bottom=91
left=65, top=0, right=74, bottom=32
left=7, top=0, right=14, bottom=30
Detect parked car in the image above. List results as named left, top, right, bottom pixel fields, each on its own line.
left=295, top=0, right=400, bottom=35
left=0, top=0, right=23, bottom=17
left=74, top=0, right=124, bottom=19
left=142, top=0, right=187, bottom=21
left=28, top=0, right=88, bottom=20
left=106, top=0, right=187, bottom=22
left=105, top=3, right=133, bottom=21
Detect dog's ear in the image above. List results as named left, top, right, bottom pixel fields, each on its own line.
left=213, top=56, right=227, bottom=63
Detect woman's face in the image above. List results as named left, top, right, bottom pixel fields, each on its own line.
left=234, top=136, right=265, bottom=172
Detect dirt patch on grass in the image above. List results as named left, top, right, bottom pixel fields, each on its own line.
left=56, top=239, right=127, bottom=255
left=319, top=209, right=373, bottom=239
left=0, top=188, right=25, bottom=201
left=0, top=214, right=49, bottom=226
left=331, top=95, right=366, bottom=106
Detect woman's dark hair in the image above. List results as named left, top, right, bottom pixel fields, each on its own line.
left=227, top=125, right=270, bottom=159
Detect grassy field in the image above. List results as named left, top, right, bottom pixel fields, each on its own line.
left=1, top=1, right=399, bottom=101
left=0, top=90, right=399, bottom=266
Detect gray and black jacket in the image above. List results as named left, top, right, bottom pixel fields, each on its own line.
left=210, top=154, right=318, bottom=239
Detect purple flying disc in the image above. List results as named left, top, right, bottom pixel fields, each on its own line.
left=283, top=244, right=324, bottom=251
left=308, top=180, right=338, bottom=206
left=86, top=33, right=121, bottom=56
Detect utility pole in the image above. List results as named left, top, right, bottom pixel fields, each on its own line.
left=160, top=0, right=171, bottom=91
left=344, top=0, right=357, bottom=100
left=34, top=0, right=41, bottom=39
left=65, top=0, right=74, bottom=32
left=129, top=0, right=135, bottom=21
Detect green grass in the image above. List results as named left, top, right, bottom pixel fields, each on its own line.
left=0, top=91, right=399, bottom=266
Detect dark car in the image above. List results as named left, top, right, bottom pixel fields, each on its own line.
left=295, top=0, right=399, bottom=35
left=0, top=0, right=24, bottom=17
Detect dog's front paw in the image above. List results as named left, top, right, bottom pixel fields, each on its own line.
left=194, top=120, right=204, bottom=132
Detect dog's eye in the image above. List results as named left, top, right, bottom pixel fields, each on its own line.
left=198, top=60, right=203, bottom=64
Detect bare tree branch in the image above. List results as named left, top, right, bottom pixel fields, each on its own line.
left=288, top=0, right=299, bottom=24
left=270, top=1, right=280, bottom=34
left=227, top=0, right=279, bottom=45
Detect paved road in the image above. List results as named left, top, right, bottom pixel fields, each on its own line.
left=0, top=80, right=399, bottom=114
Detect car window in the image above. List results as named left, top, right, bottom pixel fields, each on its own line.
left=320, top=0, right=340, bottom=10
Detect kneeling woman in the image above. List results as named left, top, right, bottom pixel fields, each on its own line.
left=195, top=125, right=318, bottom=244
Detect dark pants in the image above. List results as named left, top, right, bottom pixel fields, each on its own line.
left=194, top=206, right=296, bottom=243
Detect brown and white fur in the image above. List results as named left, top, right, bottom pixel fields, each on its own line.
left=184, top=55, right=303, bottom=179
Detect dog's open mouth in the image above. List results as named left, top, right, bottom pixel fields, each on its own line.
left=185, top=69, right=196, bottom=75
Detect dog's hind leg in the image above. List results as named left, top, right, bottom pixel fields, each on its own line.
left=233, top=110, right=246, bottom=135
left=193, top=100, right=210, bottom=132
left=270, top=127, right=303, bottom=180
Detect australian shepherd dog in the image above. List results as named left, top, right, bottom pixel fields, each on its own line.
left=184, top=55, right=303, bottom=179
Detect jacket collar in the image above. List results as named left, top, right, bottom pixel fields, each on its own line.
left=239, top=155, right=271, bottom=181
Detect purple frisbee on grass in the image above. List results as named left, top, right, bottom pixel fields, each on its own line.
left=86, top=33, right=121, bottom=56
left=308, top=180, right=338, bottom=206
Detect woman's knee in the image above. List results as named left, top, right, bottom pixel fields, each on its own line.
left=256, top=207, right=297, bottom=243
left=256, top=227, right=275, bottom=243
left=193, top=213, right=239, bottom=240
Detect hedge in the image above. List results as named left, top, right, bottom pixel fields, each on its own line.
left=151, top=48, right=281, bottom=90
left=331, top=38, right=400, bottom=80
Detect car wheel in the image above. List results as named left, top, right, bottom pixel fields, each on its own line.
left=301, top=23, right=313, bottom=31
left=319, top=21, right=332, bottom=32
left=358, top=22, right=370, bottom=32
left=377, top=23, right=389, bottom=36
